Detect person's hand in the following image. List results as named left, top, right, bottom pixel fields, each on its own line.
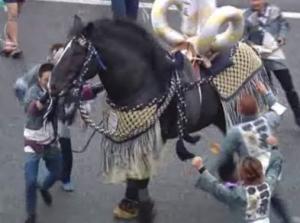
left=210, top=142, right=221, bottom=155
left=52, top=48, right=64, bottom=64
left=277, top=37, right=286, bottom=46
left=39, top=91, right=50, bottom=104
left=266, top=135, right=278, bottom=146
left=191, top=156, right=203, bottom=170
left=80, top=117, right=88, bottom=130
left=171, top=41, right=197, bottom=61
left=256, top=81, right=268, bottom=95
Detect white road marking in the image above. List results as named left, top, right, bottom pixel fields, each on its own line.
left=282, top=12, right=300, bottom=19
left=36, top=0, right=300, bottom=19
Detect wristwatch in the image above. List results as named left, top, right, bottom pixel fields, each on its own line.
left=198, top=166, right=206, bottom=174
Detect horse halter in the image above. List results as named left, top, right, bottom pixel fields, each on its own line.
left=60, top=35, right=107, bottom=95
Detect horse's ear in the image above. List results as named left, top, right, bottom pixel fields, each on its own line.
left=73, top=15, right=84, bottom=30
left=68, top=15, right=85, bottom=38
left=82, top=22, right=94, bottom=38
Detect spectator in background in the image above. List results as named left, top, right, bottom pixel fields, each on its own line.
left=1, top=0, right=24, bottom=58
left=48, top=43, right=76, bottom=192
left=111, top=0, right=140, bottom=20
left=244, top=0, right=300, bottom=127
left=49, top=43, right=104, bottom=192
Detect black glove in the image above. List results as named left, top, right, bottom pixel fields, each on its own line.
left=39, top=91, right=50, bottom=104
left=91, top=83, right=104, bottom=95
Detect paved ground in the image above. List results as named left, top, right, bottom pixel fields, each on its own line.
left=0, top=1, right=300, bottom=223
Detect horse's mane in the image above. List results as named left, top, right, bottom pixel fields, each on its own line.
left=73, top=18, right=173, bottom=88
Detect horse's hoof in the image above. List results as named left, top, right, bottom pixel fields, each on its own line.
left=138, top=200, right=156, bottom=223
left=113, top=199, right=139, bottom=220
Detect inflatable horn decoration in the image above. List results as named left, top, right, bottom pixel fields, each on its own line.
left=151, top=0, right=244, bottom=55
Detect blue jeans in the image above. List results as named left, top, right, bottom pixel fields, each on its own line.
left=59, top=137, right=73, bottom=183
left=111, top=0, right=139, bottom=20
left=24, top=146, right=62, bottom=215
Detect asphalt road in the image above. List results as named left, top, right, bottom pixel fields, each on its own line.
left=0, top=1, right=300, bottom=223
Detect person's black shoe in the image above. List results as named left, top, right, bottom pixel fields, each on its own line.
left=25, top=214, right=36, bottom=223
left=40, top=189, right=52, bottom=206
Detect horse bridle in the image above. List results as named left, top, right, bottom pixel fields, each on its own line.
left=44, top=35, right=106, bottom=128
left=57, top=35, right=107, bottom=97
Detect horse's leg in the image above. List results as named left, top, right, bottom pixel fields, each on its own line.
left=125, top=178, right=150, bottom=202
left=135, top=179, right=156, bottom=223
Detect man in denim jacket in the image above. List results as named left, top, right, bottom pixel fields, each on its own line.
left=216, top=81, right=294, bottom=222
left=243, top=0, right=300, bottom=127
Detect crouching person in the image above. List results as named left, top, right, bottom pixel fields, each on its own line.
left=191, top=150, right=283, bottom=223
left=23, top=63, right=62, bottom=223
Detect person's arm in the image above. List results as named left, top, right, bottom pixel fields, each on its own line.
left=256, top=81, right=284, bottom=129
left=216, top=128, right=241, bottom=181
left=265, top=150, right=283, bottom=192
left=80, top=82, right=104, bottom=101
left=242, top=9, right=252, bottom=41
left=276, top=8, right=290, bottom=45
left=242, top=9, right=261, bottom=44
left=263, top=91, right=277, bottom=108
left=24, top=87, right=49, bottom=115
left=195, top=170, right=245, bottom=204
left=192, top=157, right=245, bottom=205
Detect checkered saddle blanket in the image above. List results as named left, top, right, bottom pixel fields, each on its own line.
left=102, top=104, right=157, bottom=142
left=213, top=42, right=263, bottom=101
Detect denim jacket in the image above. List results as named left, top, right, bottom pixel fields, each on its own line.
left=195, top=150, right=283, bottom=223
left=24, top=84, right=49, bottom=131
left=244, top=4, right=289, bottom=44
left=23, top=84, right=56, bottom=153
left=243, top=3, right=289, bottom=69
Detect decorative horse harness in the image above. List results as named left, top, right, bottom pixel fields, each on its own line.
left=56, top=36, right=213, bottom=152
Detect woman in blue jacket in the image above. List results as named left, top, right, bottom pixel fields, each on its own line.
left=192, top=151, right=283, bottom=223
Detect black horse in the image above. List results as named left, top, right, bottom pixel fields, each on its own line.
left=51, top=16, right=226, bottom=136
left=49, top=16, right=226, bottom=221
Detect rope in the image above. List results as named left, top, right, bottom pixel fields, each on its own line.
left=72, top=122, right=101, bottom=153
left=175, top=70, right=188, bottom=139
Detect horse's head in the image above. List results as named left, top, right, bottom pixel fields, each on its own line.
left=50, top=15, right=102, bottom=96
left=51, top=16, right=174, bottom=107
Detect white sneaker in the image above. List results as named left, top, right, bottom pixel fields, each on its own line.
left=62, top=182, right=74, bottom=192
left=293, top=216, right=300, bottom=223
